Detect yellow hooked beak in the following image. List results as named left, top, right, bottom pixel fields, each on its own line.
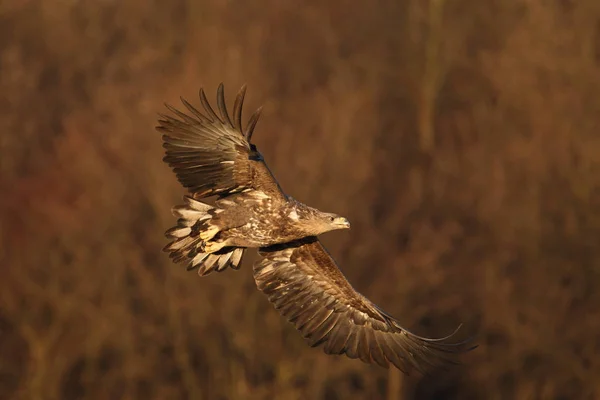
left=333, top=216, right=351, bottom=229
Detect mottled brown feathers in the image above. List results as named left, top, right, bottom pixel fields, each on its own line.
left=157, top=83, right=280, bottom=198
left=255, top=237, right=476, bottom=374
left=163, top=196, right=245, bottom=275
left=158, top=84, right=475, bottom=374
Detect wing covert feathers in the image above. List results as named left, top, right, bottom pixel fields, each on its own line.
left=157, top=83, right=278, bottom=198
left=254, top=237, right=476, bottom=374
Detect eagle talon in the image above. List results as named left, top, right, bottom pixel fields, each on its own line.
left=203, top=241, right=225, bottom=253
left=199, top=225, right=219, bottom=241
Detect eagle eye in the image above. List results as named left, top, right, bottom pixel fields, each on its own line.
left=329, top=216, right=335, bottom=222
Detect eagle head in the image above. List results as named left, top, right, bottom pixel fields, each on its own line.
left=292, top=207, right=350, bottom=236
left=322, top=213, right=351, bottom=231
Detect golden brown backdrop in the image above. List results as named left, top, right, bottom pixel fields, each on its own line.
left=1, top=1, right=599, bottom=399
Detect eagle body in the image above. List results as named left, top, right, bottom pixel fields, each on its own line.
left=171, top=190, right=349, bottom=256
left=157, top=84, right=475, bottom=373
left=213, top=193, right=349, bottom=247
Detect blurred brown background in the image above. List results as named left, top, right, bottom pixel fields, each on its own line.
left=1, top=1, right=599, bottom=399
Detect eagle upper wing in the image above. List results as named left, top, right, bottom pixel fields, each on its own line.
left=254, top=237, right=475, bottom=373
left=157, top=84, right=285, bottom=200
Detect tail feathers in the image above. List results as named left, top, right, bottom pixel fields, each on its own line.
left=193, top=248, right=245, bottom=276
left=167, top=245, right=245, bottom=276
left=164, top=196, right=245, bottom=276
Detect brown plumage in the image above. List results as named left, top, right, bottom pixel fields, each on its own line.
left=159, top=84, right=284, bottom=199
left=157, top=84, right=476, bottom=373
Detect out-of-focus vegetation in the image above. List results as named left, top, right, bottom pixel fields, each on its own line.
left=1, top=1, right=599, bottom=399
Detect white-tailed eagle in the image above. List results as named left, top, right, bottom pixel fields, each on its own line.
left=157, top=84, right=474, bottom=374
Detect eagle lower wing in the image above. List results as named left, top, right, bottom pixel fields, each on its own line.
left=157, top=84, right=285, bottom=200
left=254, top=237, right=475, bottom=374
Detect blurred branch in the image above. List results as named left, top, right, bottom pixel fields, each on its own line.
left=387, top=367, right=404, bottom=400
left=1, top=269, right=71, bottom=400
left=418, top=0, right=446, bottom=153
left=164, top=272, right=203, bottom=399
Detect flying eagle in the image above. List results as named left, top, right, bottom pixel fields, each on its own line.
left=157, top=84, right=474, bottom=373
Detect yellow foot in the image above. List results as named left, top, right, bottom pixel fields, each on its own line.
left=203, top=241, right=225, bottom=253
left=199, top=225, right=219, bottom=241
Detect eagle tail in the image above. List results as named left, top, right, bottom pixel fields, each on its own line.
left=163, top=196, right=246, bottom=275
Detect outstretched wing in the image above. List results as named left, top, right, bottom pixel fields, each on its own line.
left=254, top=237, right=475, bottom=374
left=157, top=84, right=285, bottom=200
